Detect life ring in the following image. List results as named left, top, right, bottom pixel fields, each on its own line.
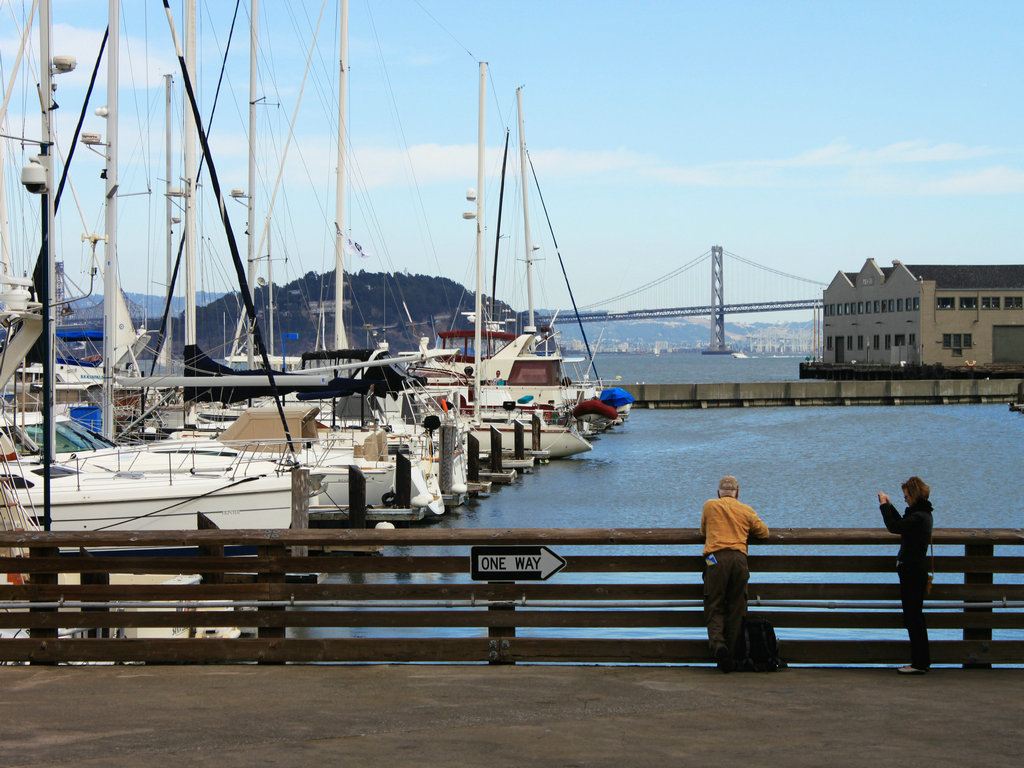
left=965, top=360, right=976, bottom=367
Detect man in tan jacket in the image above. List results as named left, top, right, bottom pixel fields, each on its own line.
left=700, top=475, right=770, bottom=672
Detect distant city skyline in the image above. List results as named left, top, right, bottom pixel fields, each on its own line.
left=3, top=1, right=1021, bottom=326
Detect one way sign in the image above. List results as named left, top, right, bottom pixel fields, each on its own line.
left=470, top=546, right=567, bottom=581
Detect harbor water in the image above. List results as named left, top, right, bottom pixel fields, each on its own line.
left=318, top=352, right=1024, bottom=651
left=442, top=352, right=1024, bottom=533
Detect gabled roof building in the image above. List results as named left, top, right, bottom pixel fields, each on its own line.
left=822, top=260, right=1024, bottom=366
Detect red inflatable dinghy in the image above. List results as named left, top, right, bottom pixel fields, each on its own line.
left=572, top=399, right=619, bottom=421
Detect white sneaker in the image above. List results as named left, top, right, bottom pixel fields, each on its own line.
left=897, top=666, right=927, bottom=675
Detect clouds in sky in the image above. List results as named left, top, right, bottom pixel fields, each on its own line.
left=337, top=138, right=1021, bottom=198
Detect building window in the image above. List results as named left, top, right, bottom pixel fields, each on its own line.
left=913, top=297, right=919, bottom=310
left=857, top=336, right=864, bottom=350
left=888, top=299, right=895, bottom=312
left=873, top=334, right=880, bottom=350
left=873, top=300, right=880, bottom=313
left=826, top=337, right=833, bottom=351
left=857, top=301, right=863, bottom=314
left=942, top=334, right=951, bottom=348
left=897, top=299, right=903, bottom=312
left=937, top=297, right=954, bottom=310
left=880, top=301, right=887, bottom=313
left=963, top=333, right=973, bottom=348
left=894, top=334, right=905, bottom=346
left=905, top=297, right=912, bottom=310
left=982, top=297, right=1000, bottom=309
left=909, top=333, right=916, bottom=347
left=960, top=297, right=977, bottom=310
left=865, top=302, right=872, bottom=314
left=1006, top=297, right=1023, bottom=309
left=847, top=336, right=853, bottom=351
left=884, top=334, right=891, bottom=350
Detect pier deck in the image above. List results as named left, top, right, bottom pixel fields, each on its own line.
left=2, top=664, right=1018, bottom=767
left=626, top=378, right=1024, bottom=408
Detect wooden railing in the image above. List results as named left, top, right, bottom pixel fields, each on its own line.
left=0, top=528, right=1020, bottom=665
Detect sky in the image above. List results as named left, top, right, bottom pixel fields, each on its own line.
left=2, top=0, right=1023, bottom=323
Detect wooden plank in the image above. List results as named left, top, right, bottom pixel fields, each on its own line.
left=0, top=638, right=496, bottom=664
left=1, top=527, right=1021, bottom=549
left=6, top=552, right=1022, bottom=577
left=5, top=606, right=1021, bottom=633
left=4, top=578, right=1021, bottom=604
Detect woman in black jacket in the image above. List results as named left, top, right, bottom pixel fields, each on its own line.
left=878, top=476, right=933, bottom=675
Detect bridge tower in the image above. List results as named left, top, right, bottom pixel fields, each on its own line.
left=705, top=245, right=732, bottom=354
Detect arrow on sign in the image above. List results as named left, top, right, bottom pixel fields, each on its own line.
left=470, top=545, right=567, bottom=581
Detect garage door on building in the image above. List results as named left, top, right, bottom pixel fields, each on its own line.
left=993, top=326, right=1024, bottom=363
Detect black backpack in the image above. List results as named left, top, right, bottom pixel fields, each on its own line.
left=737, top=615, right=785, bottom=671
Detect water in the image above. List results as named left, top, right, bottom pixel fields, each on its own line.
left=317, top=353, right=1024, bottom=652
left=443, top=353, right=1024, bottom=532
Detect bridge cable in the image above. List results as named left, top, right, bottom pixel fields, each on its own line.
left=723, top=249, right=827, bottom=287
left=579, top=250, right=710, bottom=311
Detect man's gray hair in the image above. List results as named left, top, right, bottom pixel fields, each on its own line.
left=718, top=475, right=739, bottom=497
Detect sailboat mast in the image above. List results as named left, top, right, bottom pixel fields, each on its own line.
left=516, top=87, right=535, bottom=331
left=161, top=73, right=173, bottom=373
left=39, top=0, right=56, bottom=527
left=246, top=0, right=258, bottom=367
left=333, top=0, right=348, bottom=349
left=183, top=0, right=197, bottom=348
left=473, top=61, right=486, bottom=423
left=101, top=0, right=119, bottom=438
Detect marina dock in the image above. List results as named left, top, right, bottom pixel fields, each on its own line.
left=625, top=378, right=1024, bottom=409
left=2, top=664, right=1019, bottom=766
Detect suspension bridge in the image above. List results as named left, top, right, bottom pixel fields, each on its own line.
left=537, top=246, right=826, bottom=351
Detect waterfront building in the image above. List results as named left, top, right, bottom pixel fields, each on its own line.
left=822, top=259, right=1024, bottom=365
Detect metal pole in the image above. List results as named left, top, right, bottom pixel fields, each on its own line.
left=183, top=0, right=197, bottom=348
left=161, top=73, right=173, bottom=373
left=333, top=0, right=348, bottom=349
left=516, top=87, right=535, bottom=331
left=246, top=0, right=258, bottom=367
left=473, top=62, right=486, bottom=423
left=39, top=0, right=55, bottom=530
left=101, top=0, right=119, bottom=439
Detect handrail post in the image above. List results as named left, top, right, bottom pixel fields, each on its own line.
left=513, top=419, right=525, bottom=461
left=488, top=588, right=516, bottom=665
left=531, top=414, right=542, bottom=453
left=28, top=544, right=59, bottom=664
left=964, top=542, right=993, bottom=669
left=256, top=540, right=287, bottom=663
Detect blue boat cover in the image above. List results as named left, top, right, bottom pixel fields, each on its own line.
left=599, top=387, right=634, bottom=407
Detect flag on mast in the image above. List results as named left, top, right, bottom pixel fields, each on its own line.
left=337, top=224, right=371, bottom=259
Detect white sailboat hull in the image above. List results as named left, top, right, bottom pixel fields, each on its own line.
left=22, top=472, right=296, bottom=532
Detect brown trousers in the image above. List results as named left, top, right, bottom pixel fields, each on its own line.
left=702, top=548, right=749, bottom=655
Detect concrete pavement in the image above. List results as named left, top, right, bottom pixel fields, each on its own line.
left=1, top=664, right=1020, bottom=767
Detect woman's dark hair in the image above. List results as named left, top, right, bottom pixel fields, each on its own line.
left=901, top=476, right=930, bottom=503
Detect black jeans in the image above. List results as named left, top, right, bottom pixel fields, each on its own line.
left=898, top=566, right=930, bottom=670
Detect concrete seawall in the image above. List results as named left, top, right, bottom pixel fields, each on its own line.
left=624, top=378, right=1024, bottom=409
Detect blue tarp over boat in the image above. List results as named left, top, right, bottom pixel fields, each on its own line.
left=599, top=387, right=634, bottom=408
